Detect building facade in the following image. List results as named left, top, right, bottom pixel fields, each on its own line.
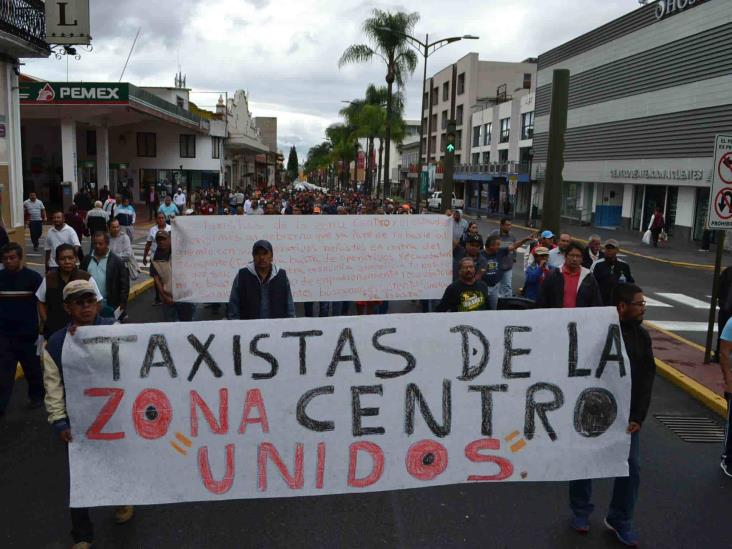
left=533, top=0, right=731, bottom=240
left=222, top=90, right=271, bottom=190
left=421, top=53, right=536, bottom=199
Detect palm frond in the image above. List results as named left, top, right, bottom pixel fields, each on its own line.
left=338, top=44, right=376, bottom=68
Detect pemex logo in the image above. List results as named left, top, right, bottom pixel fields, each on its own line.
left=36, top=83, right=55, bottom=102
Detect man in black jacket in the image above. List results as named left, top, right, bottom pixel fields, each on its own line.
left=569, top=283, right=655, bottom=547
left=537, top=242, right=602, bottom=309
left=591, top=239, right=635, bottom=306
left=227, top=240, right=295, bottom=320
left=81, top=231, right=129, bottom=318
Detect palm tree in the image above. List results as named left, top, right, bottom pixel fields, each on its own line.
left=326, top=123, right=358, bottom=191
left=304, top=142, right=333, bottom=185
left=339, top=9, right=419, bottom=199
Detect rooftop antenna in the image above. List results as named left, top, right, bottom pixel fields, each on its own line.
left=119, top=27, right=141, bottom=82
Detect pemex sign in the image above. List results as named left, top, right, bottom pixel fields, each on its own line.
left=19, top=82, right=129, bottom=104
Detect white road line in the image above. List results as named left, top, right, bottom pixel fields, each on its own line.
left=644, top=297, right=672, bottom=308
left=647, top=321, right=716, bottom=332
left=655, top=293, right=710, bottom=309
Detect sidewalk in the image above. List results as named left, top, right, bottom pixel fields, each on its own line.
left=467, top=212, right=716, bottom=270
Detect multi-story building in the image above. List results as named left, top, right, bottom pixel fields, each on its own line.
left=397, top=120, right=421, bottom=201
left=461, top=91, right=535, bottom=218
left=533, top=0, right=732, bottom=241
left=421, top=53, right=536, bottom=200
left=0, top=0, right=50, bottom=244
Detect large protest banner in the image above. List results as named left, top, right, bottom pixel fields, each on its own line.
left=170, top=215, right=452, bottom=303
left=63, top=307, right=631, bottom=507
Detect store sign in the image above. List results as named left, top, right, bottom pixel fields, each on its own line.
left=654, top=0, right=706, bottom=21
left=609, top=168, right=705, bottom=181
left=19, top=83, right=129, bottom=104
left=45, top=0, right=91, bottom=45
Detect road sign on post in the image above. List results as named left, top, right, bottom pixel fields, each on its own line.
left=441, top=119, right=456, bottom=213
left=709, top=135, right=732, bottom=229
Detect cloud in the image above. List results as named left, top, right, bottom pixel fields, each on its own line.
left=24, top=0, right=634, bottom=156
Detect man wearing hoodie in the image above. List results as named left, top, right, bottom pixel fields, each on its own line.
left=538, top=242, right=602, bottom=309
left=567, top=283, right=655, bottom=547
left=227, top=240, right=295, bottom=320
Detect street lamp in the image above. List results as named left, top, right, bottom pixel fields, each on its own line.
left=376, top=27, right=479, bottom=212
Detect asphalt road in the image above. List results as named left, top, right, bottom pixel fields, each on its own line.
left=1, top=289, right=730, bottom=548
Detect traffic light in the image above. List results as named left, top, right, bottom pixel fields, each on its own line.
left=445, top=120, right=456, bottom=155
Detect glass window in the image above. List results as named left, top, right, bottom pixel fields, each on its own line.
left=500, top=118, right=510, bottom=143
left=472, top=126, right=481, bottom=147
left=482, top=151, right=490, bottom=164
left=180, top=134, right=196, bottom=158
left=472, top=152, right=480, bottom=164
left=457, top=73, right=465, bottom=95
left=442, top=82, right=449, bottom=102
left=432, top=88, right=438, bottom=106
left=136, top=132, right=156, bottom=157
left=86, top=130, right=96, bottom=156
left=523, top=73, right=532, bottom=90
left=483, top=123, right=491, bottom=145
left=211, top=137, right=221, bottom=159
left=456, top=105, right=463, bottom=125
left=499, top=149, right=508, bottom=163
left=431, top=114, right=437, bottom=130
left=441, top=110, right=448, bottom=130
left=456, top=130, right=462, bottom=149
left=521, top=112, right=534, bottom=140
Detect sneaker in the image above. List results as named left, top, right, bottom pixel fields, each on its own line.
left=114, top=505, right=134, bottom=524
left=722, top=460, right=732, bottom=478
left=570, top=515, right=590, bottom=533
left=152, top=300, right=162, bottom=306
left=604, top=517, right=639, bottom=546
left=71, top=543, right=92, bottom=549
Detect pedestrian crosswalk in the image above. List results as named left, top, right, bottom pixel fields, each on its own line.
left=131, top=242, right=150, bottom=273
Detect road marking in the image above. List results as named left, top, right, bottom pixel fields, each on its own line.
left=646, top=321, right=716, bottom=332
left=644, top=296, right=672, bottom=308
left=655, top=293, right=710, bottom=309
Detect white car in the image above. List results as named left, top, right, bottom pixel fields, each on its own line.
left=428, top=191, right=464, bottom=211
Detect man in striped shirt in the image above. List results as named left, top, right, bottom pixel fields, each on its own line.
left=0, top=242, right=44, bottom=417
left=23, top=191, right=46, bottom=250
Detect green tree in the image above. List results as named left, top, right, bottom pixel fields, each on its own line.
left=286, top=145, right=299, bottom=182
left=304, top=142, right=333, bottom=185
left=339, top=9, right=419, bottom=198
left=326, top=123, right=358, bottom=191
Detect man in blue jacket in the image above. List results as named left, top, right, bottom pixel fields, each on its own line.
left=227, top=240, right=295, bottom=320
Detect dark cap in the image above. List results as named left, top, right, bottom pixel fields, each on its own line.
left=464, top=233, right=483, bottom=246
left=252, top=239, right=273, bottom=254
left=604, top=238, right=620, bottom=249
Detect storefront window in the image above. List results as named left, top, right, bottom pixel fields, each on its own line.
left=693, top=188, right=710, bottom=240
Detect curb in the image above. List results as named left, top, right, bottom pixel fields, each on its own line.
left=655, top=357, right=728, bottom=418
left=14, top=278, right=154, bottom=381
left=468, top=216, right=715, bottom=271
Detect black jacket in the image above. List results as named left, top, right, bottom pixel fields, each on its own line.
left=591, top=258, right=635, bottom=306
left=537, top=267, right=603, bottom=309
left=621, top=320, right=656, bottom=424
left=581, top=248, right=604, bottom=269
left=81, top=251, right=129, bottom=309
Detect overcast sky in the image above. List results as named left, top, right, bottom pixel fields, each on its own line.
left=25, top=0, right=638, bottom=157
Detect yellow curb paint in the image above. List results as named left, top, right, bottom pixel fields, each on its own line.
left=655, top=357, right=727, bottom=418
left=644, top=321, right=707, bottom=353
left=469, top=217, right=715, bottom=271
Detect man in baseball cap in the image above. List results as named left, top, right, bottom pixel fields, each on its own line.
left=590, top=238, right=635, bottom=306
left=228, top=239, right=294, bottom=320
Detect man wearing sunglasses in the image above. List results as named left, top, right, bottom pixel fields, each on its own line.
left=568, top=283, right=655, bottom=547
left=42, top=279, right=134, bottom=548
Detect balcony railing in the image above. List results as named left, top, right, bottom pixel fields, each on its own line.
left=0, top=0, right=48, bottom=51
left=455, top=161, right=531, bottom=175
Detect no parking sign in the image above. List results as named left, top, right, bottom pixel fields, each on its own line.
left=709, top=135, right=732, bottom=229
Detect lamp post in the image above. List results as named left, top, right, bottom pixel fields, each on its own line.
left=375, top=27, right=478, bottom=213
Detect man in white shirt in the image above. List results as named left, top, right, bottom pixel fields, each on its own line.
left=548, top=233, right=572, bottom=269
left=45, top=211, right=80, bottom=271
left=242, top=194, right=251, bottom=213
left=173, top=188, right=187, bottom=210
left=142, top=212, right=171, bottom=266
left=23, top=192, right=46, bottom=250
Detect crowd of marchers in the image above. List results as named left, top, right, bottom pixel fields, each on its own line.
left=1, top=187, right=730, bottom=549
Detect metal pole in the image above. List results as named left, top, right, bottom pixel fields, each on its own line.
left=541, top=69, right=570, bottom=235
left=705, top=230, right=725, bottom=363
left=415, top=34, right=428, bottom=213
left=441, top=119, right=456, bottom=213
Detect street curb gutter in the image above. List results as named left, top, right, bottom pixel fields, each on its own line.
left=14, top=278, right=154, bottom=381
left=468, top=217, right=715, bottom=271
left=655, top=357, right=728, bottom=418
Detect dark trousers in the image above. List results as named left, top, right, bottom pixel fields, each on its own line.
left=569, top=431, right=640, bottom=529
left=0, top=334, right=44, bottom=413
left=331, top=301, right=350, bottom=316
left=724, top=393, right=732, bottom=466
left=651, top=228, right=662, bottom=247
left=29, top=220, right=43, bottom=248
left=148, top=202, right=158, bottom=220
left=71, top=507, right=93, bottom=544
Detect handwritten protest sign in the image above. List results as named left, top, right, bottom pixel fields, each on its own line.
left=170, top=215, right=452, bottom=303
left=63, top=307, right=631, bottom=507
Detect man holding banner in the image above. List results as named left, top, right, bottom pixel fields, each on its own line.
left=569, top=283, right=655, bottom=547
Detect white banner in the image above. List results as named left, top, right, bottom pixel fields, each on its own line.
left=63, top=308, right=631, bottom=507
left=170, top=215, right=452, bottom=303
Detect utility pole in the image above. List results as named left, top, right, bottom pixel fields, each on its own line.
left=416, top=34, right=428, bottom=213
left=441, top=119, right=456, bottom=213
left=541, top=69, right=570, bottom=235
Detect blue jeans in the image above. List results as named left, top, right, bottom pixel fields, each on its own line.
left=487, top=284, right=500, bottom=310
left=723, top=392, right=732, bottom=466
left=304, top=302, right=330, bottom=317
left=499, top=268, right=513, bottom=298
left=569, top=431, right=640, bottom=529
left=331, top=301, right=351, bottom=316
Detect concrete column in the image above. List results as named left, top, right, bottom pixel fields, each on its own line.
left=96, top=126, right=109, bottom=191
left=0, top=61, right=25, bottom=242
left=60, top=119, right=78, bottom=193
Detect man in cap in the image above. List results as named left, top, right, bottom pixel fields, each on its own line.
left=523, top=246, right=554, bottom=302
left=173, top=187, right=187, bottom=210
left=591, top=239, right=635, bottom=307
left=454, top=233, right=487, bottom=282
left=436, top=257, right=491, bottom=313
left=150, top=230, right=194, bottom=322
left=525, top=230, right=556, bottom=271
left=227, top=240, right=295, bottom=320
left=42, top=279, right=134, bottom=548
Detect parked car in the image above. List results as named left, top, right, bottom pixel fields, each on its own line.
left=428, top=191, right=464, bottom=211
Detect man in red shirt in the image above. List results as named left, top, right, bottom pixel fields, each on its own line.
left=199, top=198, right=216, bottom=215
left=537, top=242, right=602, bottom=309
